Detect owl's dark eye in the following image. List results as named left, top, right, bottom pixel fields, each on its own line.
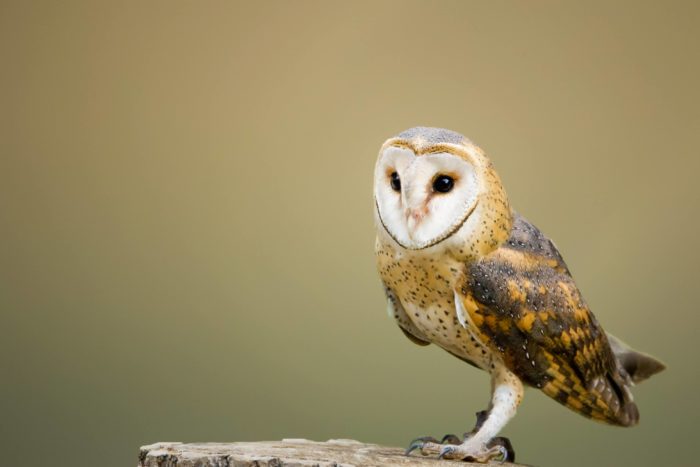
left=433, top=175, right=454, bottom=193
left=390, top=172, right=401, bottom=192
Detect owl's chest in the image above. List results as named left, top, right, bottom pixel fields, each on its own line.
left=376, top=247, right=492, bottom=370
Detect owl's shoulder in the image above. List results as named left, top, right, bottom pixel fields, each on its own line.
left=498, top=212, right=571, bottom=274
left=463, top=212, right=583, bottom=332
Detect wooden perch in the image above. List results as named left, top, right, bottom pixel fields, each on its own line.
left=138, top=439, right=529, bottom=467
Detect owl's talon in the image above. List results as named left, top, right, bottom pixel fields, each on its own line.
left=438, top=445, right=457, bottom=459
left=440, top=434, right=462, bottom=445
left=404, top=441, right=422, bottom=456
left=405, top=437, right=439, bottom=456
left=499, top=448, right=510, bottom=464
left=487, top=437, right=515, bottom=462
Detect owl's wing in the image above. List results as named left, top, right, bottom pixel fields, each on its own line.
left=457, top=213, right=639, bottom=426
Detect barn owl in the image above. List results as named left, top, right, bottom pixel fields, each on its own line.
left=373, top=127, right=665, bottom=462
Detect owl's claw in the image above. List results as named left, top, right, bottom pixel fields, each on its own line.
left=440, top=434, right=462, bottom=445
left=405, top=437, right=439, bottom=456
left=487, top=437, right=515, bottom=463
left=438, top=445, right=456, bottom=459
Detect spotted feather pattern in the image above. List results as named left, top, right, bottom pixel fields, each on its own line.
left=459, top=214, right=639, bottom=426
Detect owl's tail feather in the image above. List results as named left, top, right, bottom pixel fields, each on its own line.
left=606, top=332, right=666, bottom=384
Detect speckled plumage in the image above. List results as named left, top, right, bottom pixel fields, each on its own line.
left=373, top=127, right=664, bottom=462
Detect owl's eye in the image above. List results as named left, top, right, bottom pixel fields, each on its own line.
left=390, top=172, right=401, bottom=192
left=433, top=175, right=454, bottom=193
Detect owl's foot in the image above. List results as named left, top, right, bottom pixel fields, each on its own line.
left=405, top=411, right=515, bottom=463
left=406, top=438, right=512, bottom=463
left=439, top=440, right=511, bottom=463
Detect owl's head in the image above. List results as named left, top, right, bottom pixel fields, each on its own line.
left=373, top=127, right=512, bottom=257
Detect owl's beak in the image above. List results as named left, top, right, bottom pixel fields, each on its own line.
left=405, top=206, right=428, bottom=234
left=408, top=209, right=425, bottom=223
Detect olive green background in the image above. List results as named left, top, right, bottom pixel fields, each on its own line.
left=2, top=1, right=698, bottom=466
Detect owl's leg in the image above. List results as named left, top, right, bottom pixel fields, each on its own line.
left=406, top=366, right=523, bottom=463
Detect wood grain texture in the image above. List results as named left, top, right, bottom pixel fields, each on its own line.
left=138, top=439, right=530, bottom=467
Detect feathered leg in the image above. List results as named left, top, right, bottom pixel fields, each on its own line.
left=406, top=366, right=523, bottom=463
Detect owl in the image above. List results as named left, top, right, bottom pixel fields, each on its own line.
left=373, top=127, right=665, bottom=463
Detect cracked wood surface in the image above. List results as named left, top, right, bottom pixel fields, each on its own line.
left=138, top=439, right=529, bottom=467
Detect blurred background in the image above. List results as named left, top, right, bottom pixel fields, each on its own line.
left=2, top=1, right=698, bottom=466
